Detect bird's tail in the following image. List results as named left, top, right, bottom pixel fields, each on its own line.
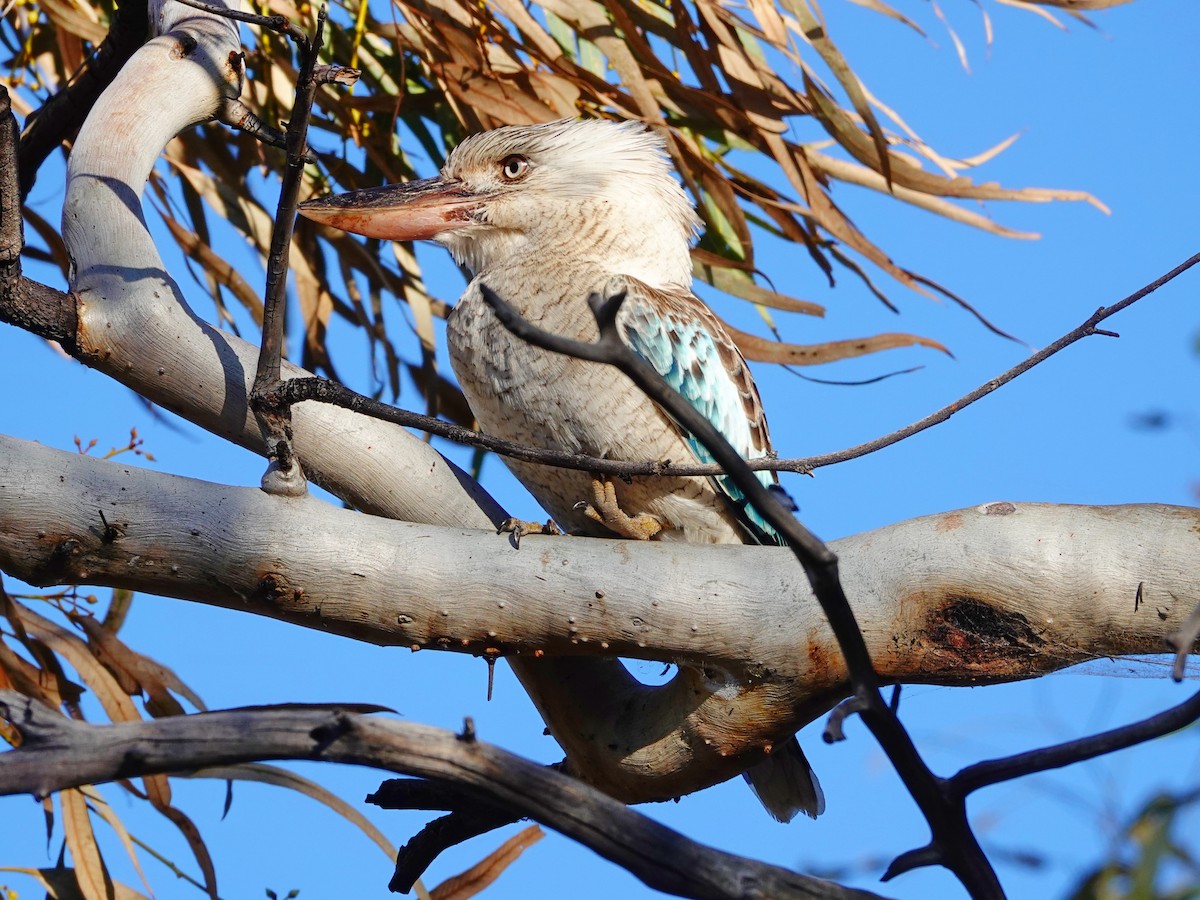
left=742, top=735, right=825, bottom=822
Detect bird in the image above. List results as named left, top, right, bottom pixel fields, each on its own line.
left=299, top=117, right=824, bottom=822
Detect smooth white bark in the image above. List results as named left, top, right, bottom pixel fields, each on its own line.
left=2, top=435, right=1195, bottom=795
left=63, top=2, right=503, bottom=529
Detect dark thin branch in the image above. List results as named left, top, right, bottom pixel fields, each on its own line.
left=248, top=9, right=323, bottom=490
left=478, top=282, right=1003, bottom=898
left=16, top=0, right=150, bottom=200
left=369, top=776, right=492, bottom=812
left=389, top=807, right=525, bottom=893
left=169, top=0, right=308, bottom=44
left=798, top=251, right=1200, bottom=470
left=951, top=684, right=1200, bottom=796
left=247, top=7, right=359, bottom=495
left=369, top=779, right=525, bottom=894
left=0, top=86, right=78, bottom=351
left=262, top=253, right=1200, bottom=487
left=0, top=694, right=885, bottom=900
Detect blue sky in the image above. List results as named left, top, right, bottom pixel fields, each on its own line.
left=3, top=1, right=1199, bottom=898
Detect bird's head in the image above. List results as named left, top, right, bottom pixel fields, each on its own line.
left=299, top=118, right=700, bottom=287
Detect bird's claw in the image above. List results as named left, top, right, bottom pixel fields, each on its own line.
left=498, top=517, right=563, bottom=548
left=579, top=478, right=663, bottom=541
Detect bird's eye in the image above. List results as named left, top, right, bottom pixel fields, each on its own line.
left=500, top=155, right=530, bottom=181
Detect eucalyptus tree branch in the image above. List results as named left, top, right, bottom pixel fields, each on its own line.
left=476, top=282, right=1003, bottom=898
left=0, top=693, right=883, bottom=900
left=4, top=432, right=1196, bottom=811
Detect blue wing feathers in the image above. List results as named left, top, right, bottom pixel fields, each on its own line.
left=619, top=286, right=787, bottom=546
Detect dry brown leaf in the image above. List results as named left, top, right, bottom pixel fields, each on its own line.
left=429, top=825, right=544, bottom=900
left=79, top=787, right=153, bottom=898
left=10, top=602, right=142, bottom=726
left=37, top=0, right=107, bottom=43
left=692, top=258, right=825, bottom=316
left=0, top=635, right=77, bottom=708
left=727, top=323, right=950, bottom=365
left=71, top=614, right=199, bottom=717
left=148, top=802, right=218, bottom=898
left=993, top=0, right=1069, bottom=28
left=930, top=0, right=970, bottom=72
left=159, top=213, right=266, bottom=325
left=843, top=0, right=927, bottom=36
left=61, top=788, right=112, bottom=900
left=805, top=78, right=1107, bottom=210
left=782, top=0, right=894, bottom=188
left=805, top=151, right=1040, bottom=238
left=0, top=866, right=149, bottom=900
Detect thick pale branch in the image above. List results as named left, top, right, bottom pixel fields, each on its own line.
left=0, top=693, right=881, bottom=900
left=58, top=6, right=502, bottom=531
left=1, top=435, right=1195, bottom=802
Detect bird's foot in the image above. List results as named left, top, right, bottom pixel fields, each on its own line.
left=498, top=517, right=563, bottom=548
left=577, top=478, right=663, bottom=540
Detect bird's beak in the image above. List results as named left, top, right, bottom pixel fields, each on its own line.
left=298, top=177, right=483, bottom=241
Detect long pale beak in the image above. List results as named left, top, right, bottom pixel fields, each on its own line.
left=298, top=177, right=484, bottom=241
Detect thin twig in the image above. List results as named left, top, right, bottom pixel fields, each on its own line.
left=478, top=282, right=1004, bottom=898
left=951, top=685, right=1200, bottom=796
left=797, top=250, right=1200, bottom=470
left=267, top=253, right=1199, bottom=485
left=169, top=0, right=308, bottom=43
left=369, top=778, right=525, bottom=893
left=248, top=7, right=324, bottom=494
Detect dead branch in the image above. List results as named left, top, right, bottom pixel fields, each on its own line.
left=0, top=692, right=884, bottom=900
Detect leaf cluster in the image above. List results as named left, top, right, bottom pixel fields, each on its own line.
left=0, top=580, right=413, bottom=899
left=3, top=0, right=1113, bottom=421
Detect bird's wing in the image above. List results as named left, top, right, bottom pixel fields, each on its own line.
left=617, top=277, right=790, bottom=545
